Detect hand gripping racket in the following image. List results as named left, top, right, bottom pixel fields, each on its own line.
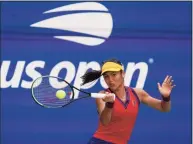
left=31, top=75, right=115, bottom=108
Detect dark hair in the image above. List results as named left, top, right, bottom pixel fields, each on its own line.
left=81, top=58, right=122, bottom=85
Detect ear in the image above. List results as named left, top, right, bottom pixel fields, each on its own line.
left=122, top=72, right=125, bottom=78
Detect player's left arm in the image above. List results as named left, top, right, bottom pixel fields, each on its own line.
left=134, top=75, right=176, bottom=112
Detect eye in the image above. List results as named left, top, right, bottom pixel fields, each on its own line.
left=112, top=73, right=116, bottom=76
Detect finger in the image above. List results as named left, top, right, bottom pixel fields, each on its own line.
left=105, top=92, right=110, bottom=94
left=106, top=92, right=112, bottom=95
left=163, top=75, right=169, bottom=83
left=106, top=94, right=113, bottom=98
left=157, top=82, right=161, bottom=89
left=167, top=76, right=172, bottom=83
left=105, top=95, right=110, bottom=98
left=172, top=84, right=176, bottom=88
left=169, top=80, right=174, bottom=85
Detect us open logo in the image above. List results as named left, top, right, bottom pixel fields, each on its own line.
left=30, top=2, right=113, bottom=46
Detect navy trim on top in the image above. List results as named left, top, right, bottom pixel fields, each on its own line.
left=88, top=137, right=115, bottom=144
left=130, top=87, right=140, bottom=105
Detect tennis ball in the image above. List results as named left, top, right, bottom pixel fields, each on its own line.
left=56, top=90, right=66, bottom=99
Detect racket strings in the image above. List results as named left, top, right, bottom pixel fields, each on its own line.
left=32, top=77, right=73, bottom=108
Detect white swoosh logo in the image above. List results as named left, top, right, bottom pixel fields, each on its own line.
left=30, top=2, right=113, bottom=46
left=43, top=2, right=108, bottom=13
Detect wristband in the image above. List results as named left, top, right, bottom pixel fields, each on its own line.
left=105, top=102, right=114, bottom=108
left=162, top=95, right=170, bottom=102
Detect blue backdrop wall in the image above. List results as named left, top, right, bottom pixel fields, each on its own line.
left=1, top=1, right=192, bottom=144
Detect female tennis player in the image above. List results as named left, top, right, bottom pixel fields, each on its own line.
left=81, top=58, right=175, bottom=144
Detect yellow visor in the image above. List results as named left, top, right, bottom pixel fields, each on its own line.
left=101, top=62, right=123, bottom=75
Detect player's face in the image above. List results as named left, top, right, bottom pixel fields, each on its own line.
left=103, top=71, right=124, bottom=92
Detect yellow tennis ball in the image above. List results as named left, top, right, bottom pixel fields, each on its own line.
left=56, top=90, right=66, bottom=99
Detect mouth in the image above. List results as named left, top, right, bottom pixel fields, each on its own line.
left=109, top=83, right=115, bottom=87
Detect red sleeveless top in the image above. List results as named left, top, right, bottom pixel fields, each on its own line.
left=93, top=87, right=140, bottom=144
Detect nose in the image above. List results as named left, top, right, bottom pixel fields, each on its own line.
left=108, top=76, right=114, bottom=83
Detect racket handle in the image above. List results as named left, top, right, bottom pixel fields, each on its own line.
left=90, top=93, right=115, bottom=100
left=91, top=93, right=106, bottom=98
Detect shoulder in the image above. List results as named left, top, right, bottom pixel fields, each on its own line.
left=131, top=88, right=148, bottom=101
left=132, top=88, right=144, bottom=94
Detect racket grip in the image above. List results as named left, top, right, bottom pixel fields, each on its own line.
left=90, top=93, right=115, bottom=100
left=91, top=93, right=106, bottom=98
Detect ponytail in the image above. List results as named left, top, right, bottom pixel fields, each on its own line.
left=81, top=70, right=102, bottom=86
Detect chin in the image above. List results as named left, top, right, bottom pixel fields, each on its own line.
left=109, top=86, right=117, bottom=92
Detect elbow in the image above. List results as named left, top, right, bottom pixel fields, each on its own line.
left=101, top=121, right=110, bottom=126
left=100, top=118, right=111, bottom=126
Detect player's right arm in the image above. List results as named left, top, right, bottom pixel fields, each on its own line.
left=96, top=91, right=115, bottom=126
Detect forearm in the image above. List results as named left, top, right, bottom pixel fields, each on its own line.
left=141, top=93, right=171, bottom=112
left=100, top=103, right=113, bottom=126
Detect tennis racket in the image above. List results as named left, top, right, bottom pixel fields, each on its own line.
left=31, top=75, right=115, bottom=108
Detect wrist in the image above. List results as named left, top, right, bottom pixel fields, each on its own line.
left=105, top=102, right=114, bottom=108
left=162, top=95, right=171, bottom=102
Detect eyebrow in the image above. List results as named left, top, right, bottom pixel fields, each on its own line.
left=103, top=71, right=118, bottom=76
